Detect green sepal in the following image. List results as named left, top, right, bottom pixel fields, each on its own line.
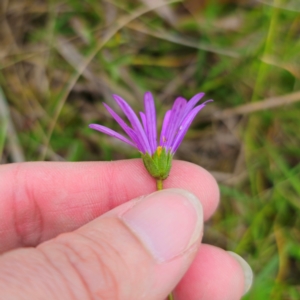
left=141, top=147, right=173, bottom=180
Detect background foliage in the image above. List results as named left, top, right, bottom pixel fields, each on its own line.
left=1, top=0, right=300, bottom=298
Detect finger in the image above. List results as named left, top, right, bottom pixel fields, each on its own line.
left=0, top=160, right=219, bottom=253
left=174, top=244, right=253, bottom=300
left=0, top=189, right=203, bottom=300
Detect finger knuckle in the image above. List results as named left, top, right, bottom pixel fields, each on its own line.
left=10, top=164, right=43, bottom=247
left=46, top=231, right=130, bottom=299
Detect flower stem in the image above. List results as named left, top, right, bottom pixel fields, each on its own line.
left=156, top=179, right=163, bottom=190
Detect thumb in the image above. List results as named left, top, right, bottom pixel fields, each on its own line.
left=0, top=188, right=203, bottom=300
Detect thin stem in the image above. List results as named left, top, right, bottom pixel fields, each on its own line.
left=156, top=179, right=163, bottom=190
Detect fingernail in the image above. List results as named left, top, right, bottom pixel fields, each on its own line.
left=120, top=188, right=203, bottom=262
left=227, top=251, right=253, bottom=295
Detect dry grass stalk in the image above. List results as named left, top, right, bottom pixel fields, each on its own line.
left=213, top=90, right=300, bottom=120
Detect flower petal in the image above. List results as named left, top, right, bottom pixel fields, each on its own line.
left=144, top=92, right=157, bottom=154
left=159, top=109, right=171, bottom=146
left=103, top=103, right=137, bottom=140
left=89, top=124, right=136, bottom=148
left=126, top=127, right=145, bottom=152
left=183, top=92, right=205, bottom=117
left=171, top=100, right=212, bottom=153
left=103, top=103, right=147, bottom=152
left=139, top=112, right=148, bottom=135
left=113, top=94, right=151, bottom=154
left=165, top=97, right=187, bottom=148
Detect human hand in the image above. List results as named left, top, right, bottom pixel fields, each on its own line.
left=0, top=160, right=252, bottom=299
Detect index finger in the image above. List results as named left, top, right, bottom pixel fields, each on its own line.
left=0, top=160, right=219, bottom=253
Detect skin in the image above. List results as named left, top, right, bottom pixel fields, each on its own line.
left=0, top=160, right=246, bottom=299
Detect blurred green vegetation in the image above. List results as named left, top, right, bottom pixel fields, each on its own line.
left=1, top=0, right=300, bottom=298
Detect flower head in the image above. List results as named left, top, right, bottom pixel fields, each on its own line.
left=89, top=92, right=212, bottom=186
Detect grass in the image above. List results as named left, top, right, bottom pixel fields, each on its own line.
left=1, top=0, right=300, bottom=298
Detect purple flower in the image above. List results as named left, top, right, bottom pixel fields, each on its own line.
left=89, top=92, right=212, bottom=156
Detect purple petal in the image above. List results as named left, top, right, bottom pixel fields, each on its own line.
left=159, top=110, right=171, bottom=146
left=165, top=97, right=187, bottom=148
left=183, top=93, right=205, bottom=118
left=139, top=112, right=148, bottom=135
left=126, top=127, right=146, bottom=152
left=103, top=103, right=139, bottom=142
left=113, top=94, right=151, bottom=154
left=171, top=101, right=211, bottom=153
left=144, top=92, right=157, bottom=154
left=102, top=104, right=146, bottom=152
left=89, top=124, right=136, bottom=148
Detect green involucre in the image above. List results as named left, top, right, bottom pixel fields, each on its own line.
left=141, top=147, right=172, bottom=180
